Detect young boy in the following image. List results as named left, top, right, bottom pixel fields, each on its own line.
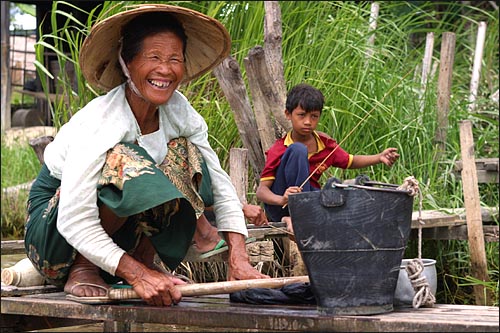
left=256, top=83, right=399, bottom=233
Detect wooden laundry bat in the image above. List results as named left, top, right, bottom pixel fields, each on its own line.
left=108, top=275, right=310, bottom=299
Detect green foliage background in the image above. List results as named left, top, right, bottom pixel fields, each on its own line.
left=2, top=1, right=498, bottom=305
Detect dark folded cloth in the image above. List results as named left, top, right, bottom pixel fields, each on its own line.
left=229, top=282, right=316, bottom=305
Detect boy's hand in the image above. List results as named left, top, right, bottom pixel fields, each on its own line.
left=380, top=148, right=399, bottom=167
left=282, top=186, right=302, bottom=206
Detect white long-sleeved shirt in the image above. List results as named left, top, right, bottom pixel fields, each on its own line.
left=44, top=84, right=246, bottom=275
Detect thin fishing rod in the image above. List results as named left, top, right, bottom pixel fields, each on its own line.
left=299, top=69, right=413, bottom=189
left=282, top=69, right=413, bottom=209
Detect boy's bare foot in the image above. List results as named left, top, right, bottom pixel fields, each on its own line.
left=282, top=216, right=294, bottom=234
left=64, top=253, right=109, bottom=297
left=281, top=216, right=296, bottom=242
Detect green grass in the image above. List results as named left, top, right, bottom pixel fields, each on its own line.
left=1, top=136, right=40, bottom=240
left=1, top=137, right=40, bottom=188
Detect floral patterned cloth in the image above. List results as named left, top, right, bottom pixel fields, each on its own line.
left=25, top=139, right=212, bottom=286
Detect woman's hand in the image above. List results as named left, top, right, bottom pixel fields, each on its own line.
left=116, top=254, right=186, bottom=306
left=242, top=204, right=268, bottom=226
left=223, top=232, right=270, bottom=281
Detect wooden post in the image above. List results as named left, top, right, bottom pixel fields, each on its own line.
left=229, top=148, right=249, bottom=205
left=468, top=22, right=487, bottom=113
left=458, top=120, right=492, bottom=305
left=263, top=1, right=289, bottom=133
left=213, top=57, right=265, bottom=180
left=1, top=1, right=11, bottom=132
left=244, top=46, right=281, bottom=154
left=434, top=32, right=456, bottom=159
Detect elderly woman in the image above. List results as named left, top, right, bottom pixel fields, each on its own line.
left=24, top=4, right=268, bottom=307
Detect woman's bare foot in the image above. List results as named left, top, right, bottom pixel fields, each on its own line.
left=192, top=214, right=224, bottom=253
left=64, top=253, right=109, bottom=297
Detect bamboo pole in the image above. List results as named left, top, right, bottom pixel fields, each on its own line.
left=419, top=32, right=435, bottom=115
left=458, top=120, right=492, bottom=305
left=108, top=276, right=310, bottom=300
left=434, top=32, right=456, bottom=159
left=1, top=1, right=11, bottom=132
left=468, top=22, right=487, bottom=113
left=366, top=2, right=379, bottom=59
left=421, top=32, right=435, bottom=88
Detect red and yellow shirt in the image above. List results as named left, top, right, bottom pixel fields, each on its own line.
left=260, top=131, right=353, bottom=189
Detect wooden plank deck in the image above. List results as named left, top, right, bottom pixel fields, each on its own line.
left=1, top=289, right=498, bottom=332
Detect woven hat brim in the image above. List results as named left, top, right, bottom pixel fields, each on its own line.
left=80, top=4, right=231, bottom=92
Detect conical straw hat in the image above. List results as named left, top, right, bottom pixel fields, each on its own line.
left=80, top=4, right=231, bottom=91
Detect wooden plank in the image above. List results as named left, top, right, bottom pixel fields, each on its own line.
left=449, top=206, right=498, bottom=222
left=0, top=238, right=275, bottom=259
left=0, top=313, right=96, bottom=332
left=455, top=169, right=499, bottom=184
left=1, top=239, right=25, bottom=255
left=454, top=158, right=499, bottom=183
left=1, top=294, right=498, bottom=332
left=410, top=225, right=499, bottom=242
left=473, top=170, right=499, bottom=183
left=455, top=158, right=499, bottom=172
left=1, top=284, right=61, bottom=297
left=411, top=210, right=464, bottom=229
left=459, top=120, right=492, bottom=305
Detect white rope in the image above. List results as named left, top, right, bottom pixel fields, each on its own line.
left=405, top=258, right=436, bottom=308
left=397, top=176, right=436, bottom=308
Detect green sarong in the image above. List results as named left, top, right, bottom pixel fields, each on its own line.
left=24, top=138, right=213, bottom=286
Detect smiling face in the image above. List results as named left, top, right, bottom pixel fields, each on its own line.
left=126, top=31, right=185, bottom=106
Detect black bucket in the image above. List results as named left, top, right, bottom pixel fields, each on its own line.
left=288, top=177, right=414, bottom=315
